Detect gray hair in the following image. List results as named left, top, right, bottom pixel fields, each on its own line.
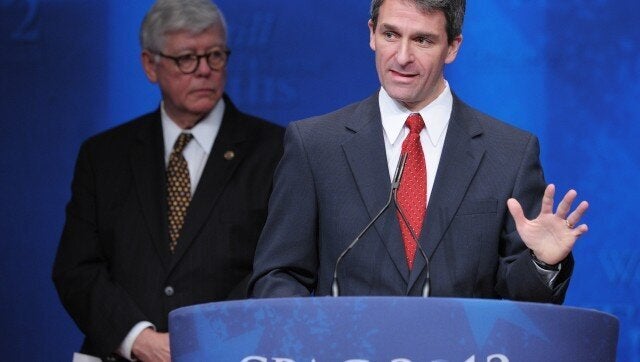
left=140, top=0, right=228, bottom=53
left=370, top=0, right=465, bottom=44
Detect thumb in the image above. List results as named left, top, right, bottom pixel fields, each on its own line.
left=507, top=198, right=526, bottom=225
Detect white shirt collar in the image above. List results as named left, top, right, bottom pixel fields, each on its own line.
left=161, top=99, right=225, bottom=161
left=379, top=80, right=453, bottom=147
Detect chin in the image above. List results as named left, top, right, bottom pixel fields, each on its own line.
left=190, top=99, right=219, bottom=112
left=387, top=90, right=419, bottom=104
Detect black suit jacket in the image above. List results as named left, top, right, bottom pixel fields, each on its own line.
left=250, top=92, right=572, bottom=300
left=53, top=95, right=284, bottom=358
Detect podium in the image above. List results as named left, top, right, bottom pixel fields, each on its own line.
left=169, top=297, right=618, bottom=361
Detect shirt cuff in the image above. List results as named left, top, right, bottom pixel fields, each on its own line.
left=532, top=260, right=561, bottom=288
left=117, top=321, right=155, bottom=361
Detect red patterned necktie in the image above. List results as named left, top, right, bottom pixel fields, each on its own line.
left=167, top=133, right=193, bottom=253
left=396, top=113, right=427, bottom=269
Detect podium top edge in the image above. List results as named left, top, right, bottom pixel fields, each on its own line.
left=169, top=296, right=619, bottom=322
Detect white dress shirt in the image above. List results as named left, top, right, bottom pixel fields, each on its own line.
left=379, top=81, right=453, bottom=204
left=161, top=99, right=224, bottom=195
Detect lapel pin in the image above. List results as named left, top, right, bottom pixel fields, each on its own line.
left=224, top=150, right=235, bottom=160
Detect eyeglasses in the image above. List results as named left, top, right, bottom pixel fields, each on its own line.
left=156, top=48, right=231, bottom=74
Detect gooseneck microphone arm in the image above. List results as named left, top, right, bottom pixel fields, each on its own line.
left=393, top=185, right=431, bottom=298
left=331, top=153, right=408, bottom=297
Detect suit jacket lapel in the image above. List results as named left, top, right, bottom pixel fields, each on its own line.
left=168, top=96, right=249, bottom=272
left=407, top=95, right=485, bottom=292
left=341, top=94, right=410, bottom=283
left=130, top=111, right=173, bottom=270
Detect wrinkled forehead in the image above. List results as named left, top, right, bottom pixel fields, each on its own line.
left=160, top=25, right=227, bottom=51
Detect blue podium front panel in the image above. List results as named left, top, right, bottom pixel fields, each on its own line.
left=169, top=297, right=618, bottom=362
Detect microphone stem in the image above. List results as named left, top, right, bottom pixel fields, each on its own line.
left=331, top=153, right=408, bottom=297
left=331, top=191, right=393, bottom=297
left=393, top=188, right=431, bottom=297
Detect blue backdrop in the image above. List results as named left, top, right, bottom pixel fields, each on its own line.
left=1, top=1, right=638, bottom=360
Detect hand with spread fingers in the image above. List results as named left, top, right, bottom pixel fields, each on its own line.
left=507, top=184, right=589, bottom=266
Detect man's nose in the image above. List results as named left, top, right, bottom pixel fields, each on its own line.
left=396, top=41, right=413, bottom=65
left=194, top=56, right=213, bottom=75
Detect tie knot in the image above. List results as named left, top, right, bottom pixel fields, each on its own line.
left=406, top=113, right=425, bottom=134
left=173, top=133, right=193, bottom=153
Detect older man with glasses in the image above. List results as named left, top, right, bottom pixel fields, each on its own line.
left=52, top=0, right=284, bottom=361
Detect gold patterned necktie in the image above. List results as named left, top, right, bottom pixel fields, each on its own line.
left=167, top=133, right=193, bottom=253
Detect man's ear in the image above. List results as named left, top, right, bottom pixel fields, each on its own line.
left=445, top=34, right=463, bottom=64
left=141, top=50, right=159, bottom=83
left=368, top=19, right=376, bottom=51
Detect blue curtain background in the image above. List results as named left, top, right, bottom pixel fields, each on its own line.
left=1, top=1, right=638, bottom=360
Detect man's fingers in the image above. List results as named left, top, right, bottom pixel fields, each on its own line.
left=566, top=200, right=589, bottom=228
left=555, top=189, right=577, bottom=219
left=540, top=184, right=556, bottom=214
left=574, top=223, right=589, bottom=235
left=507, top=198, right=525, bottom=224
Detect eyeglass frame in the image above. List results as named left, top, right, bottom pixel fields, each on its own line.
left=155, top=48, right=231, bottom=74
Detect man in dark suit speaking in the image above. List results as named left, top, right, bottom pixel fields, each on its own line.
left=249, top=0, right=588, bottom=302
left=52, top=0, right=283, bottom=360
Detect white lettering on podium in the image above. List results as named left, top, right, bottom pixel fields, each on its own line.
left=487, top=354, right=509, bottom=362
left=465, top=355, right=510, bottom=362
left=242, top=355, right=509, bottom=362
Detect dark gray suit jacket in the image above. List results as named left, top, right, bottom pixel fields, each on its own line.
left=53, top=95, right=284, bottom=358
left=249, top=92, right=572, bottom=301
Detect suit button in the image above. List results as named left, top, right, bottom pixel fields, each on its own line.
left=164, top=286, right=174, bottom=296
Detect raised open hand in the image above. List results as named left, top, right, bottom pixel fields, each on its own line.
left=507, top=184, right=589, bottom=265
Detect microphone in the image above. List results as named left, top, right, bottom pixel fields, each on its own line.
left=331, top=153, right=408, bottom=297
left=393, top=174, right=431, bottom=298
